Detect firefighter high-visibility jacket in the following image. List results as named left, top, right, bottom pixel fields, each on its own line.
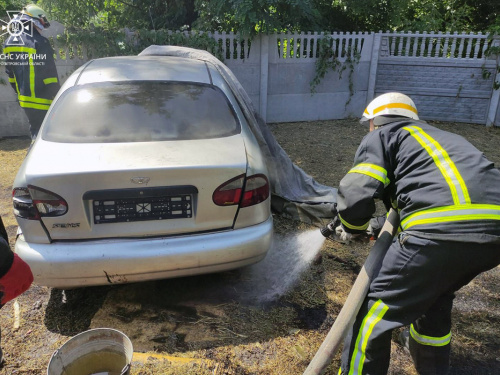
left=3, top=28, right=60, bottom=111
left=337, top=118, right=500, bottom=243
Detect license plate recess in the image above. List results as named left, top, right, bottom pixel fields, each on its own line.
left=83, top=186, right=197, bottom=224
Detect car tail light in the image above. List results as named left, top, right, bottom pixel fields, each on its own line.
left=240, top=174, right=269, bottom=208
left=13, top=186, right=68, bottom=220
left=213, top=174, right=269, bottom=208
left=212, top=175, right=245, bottom=206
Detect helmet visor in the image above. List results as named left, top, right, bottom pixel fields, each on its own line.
left=359, top=115, right=370, bottom=126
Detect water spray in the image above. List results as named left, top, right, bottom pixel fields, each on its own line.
left=240, top=229, right=326, bottom=303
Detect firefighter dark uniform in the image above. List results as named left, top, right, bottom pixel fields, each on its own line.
left=4, top=27, right=60, bottom=138
left=337, top=117, right=500, bottom=374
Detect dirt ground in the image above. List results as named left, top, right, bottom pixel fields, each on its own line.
left=0, top=119, right=499, bottom=374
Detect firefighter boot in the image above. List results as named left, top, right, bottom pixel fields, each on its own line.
left=399, top=328, right=410, bottom=353
left=408, top=333, right=450, bottom=375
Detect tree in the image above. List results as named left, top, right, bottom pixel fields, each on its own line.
left=38, top=0, right=197, bottom=30
left=193, top=0, right=320, bottom=36
left=0, top=0, right=26, bottom=13
left=0, top=0, right=29, bottom=20
left=22, top=0, right=500, bottom=34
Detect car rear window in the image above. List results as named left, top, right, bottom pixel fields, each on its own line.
left=42, top=82, right=241, bottom=143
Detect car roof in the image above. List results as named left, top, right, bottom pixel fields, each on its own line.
left=75, top=55, right=212, bottom=86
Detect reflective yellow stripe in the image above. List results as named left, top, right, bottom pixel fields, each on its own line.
left=43, top=77, right=58, bottom=84
left=403, top=126, right=470, bottom=205
left=417, top=128, right=470, bottom=203
left=410, top=324, right=451, bottom=347
left=338, top=213, right=370, bottom=231
left=8, top=77, right=16, bottom=83
left=401, top=204, right=500, bottom=230
left=372, top=103, right=418, bottom=116
left=349, top=300, right=389, bottom=374
left=348, top=163, right=390, bottom=187
left=29, top=55, right=35, bottom=98
left=19, top=101, right=50, bottom=110
left=3, top=46, right=37, bottom=55
left=4, top=46, right=37, bottom=98
left=19, top=95, right=53, bottom=104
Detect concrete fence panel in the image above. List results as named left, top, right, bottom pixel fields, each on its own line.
left=375, top=32, right=499, bottom=125
left=264, top=32, right=373, bottom=122
left=1, top=27, right=499, bottom=137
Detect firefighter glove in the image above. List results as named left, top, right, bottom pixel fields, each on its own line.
left=335, top=224, right=355, bottom=243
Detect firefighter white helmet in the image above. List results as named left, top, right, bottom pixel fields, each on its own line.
left=21, top=4, right=50, bottom=29
left=360, top=92, right=419, bottom=125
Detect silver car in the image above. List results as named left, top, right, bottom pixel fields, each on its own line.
left=13, top=56, right=273, bottom=288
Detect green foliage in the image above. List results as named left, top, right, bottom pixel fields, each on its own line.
left=310, top=35, right=360, bottom=102
left=333, top=0, right=407, bottom=31
left=482, top=68, right=492, bottom=80
left=321, top=0, right=500, bottom=33
left=0, top=0, right=25, bottom=14
left=400, top=0, right=476, bottom=32
left=310, top=37, right=341, bottom=91
left=39, top=0, right=196, bottom=31
left=56, top=27, right=129, bottom=59
left=193, top=0, right=319, bottom=36
left=39, top=0, right=109, bottom=28
left=484, top=34, right=500, bottom=90
left=25, top=0, right=500, bottom=35
left=56, top=27, right=224, bottom=61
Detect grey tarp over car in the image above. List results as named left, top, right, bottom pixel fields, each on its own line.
left=139, top=45, right=337, bottom=226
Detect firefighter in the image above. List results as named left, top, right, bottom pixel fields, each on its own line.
left=3, top=4, right=60, bottom=139
left=335, top=92, right=500, bottom=374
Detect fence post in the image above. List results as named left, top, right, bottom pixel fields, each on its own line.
left=486, top=36, right=500, bottom=126
left=260, top=34, right=269, bottom=122
left=366, top=32, right=382, bottom=104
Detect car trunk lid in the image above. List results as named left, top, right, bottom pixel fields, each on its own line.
left=23, top=136, right=248, bottom=240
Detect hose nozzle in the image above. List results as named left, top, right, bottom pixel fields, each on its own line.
left=320, top=216, right=340, bottom=238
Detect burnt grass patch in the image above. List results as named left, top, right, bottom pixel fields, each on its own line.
left=0, top=121, right=499, bottom=374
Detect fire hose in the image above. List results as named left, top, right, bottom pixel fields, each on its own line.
left=303, top=208, right=400, bottom=375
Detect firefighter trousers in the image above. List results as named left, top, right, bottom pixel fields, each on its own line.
left=23, top=108, right=47, bottom=139
left=339, top=232, right=500, bottom=375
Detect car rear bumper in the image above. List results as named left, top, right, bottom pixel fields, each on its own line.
left=15, top=216, right=273, bottom=288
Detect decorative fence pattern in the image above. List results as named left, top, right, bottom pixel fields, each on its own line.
left=271, top=32, right=368, bottom=61
left=213, top=32, right=252, bottom=60
left=383, top=31, right=492, bottom=59
left=1, top=26, right=499, bottom=137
